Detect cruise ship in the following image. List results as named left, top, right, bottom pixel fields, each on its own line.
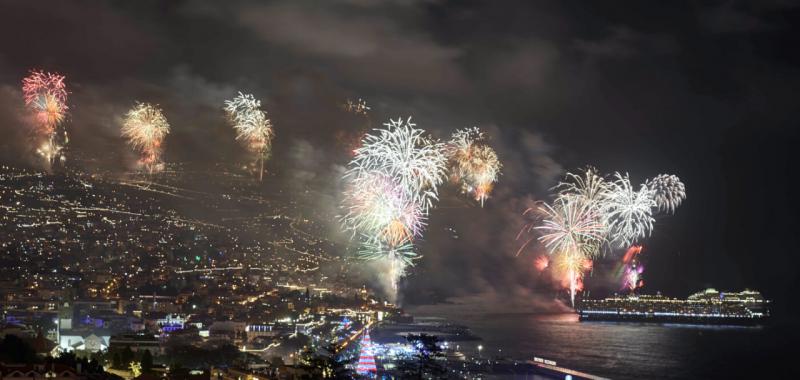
left=577, top=288, right=770, bottom=325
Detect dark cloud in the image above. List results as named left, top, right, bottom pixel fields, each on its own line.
left=484, top=40, right=559, bottom=89
left=232, top=2, right=469, bottom=94
left=573, top=26, right=679, bottom=58
left=0, top=84, right=30, bottom=166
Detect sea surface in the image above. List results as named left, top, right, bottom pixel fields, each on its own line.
left=407, top=305, right=798, bottom=379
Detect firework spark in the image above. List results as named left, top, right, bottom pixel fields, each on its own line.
left=337, top=97, right=373, bottom=154
left=22, top=70, right=69, bottom=167
left=645, top=174, right=686, bottom=214
left=121, top=103, right=170, bottom=174
left=446, top=127, right=502, bottom=206
left=224, top=92, right=275, bottom=181
left=602, top=173, right=656, bottom=248
left=344, top=98, right=371, bottom=116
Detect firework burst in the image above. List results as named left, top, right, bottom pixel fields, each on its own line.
left=519, top=167, right=683, bottom=307
left=22, top=71, right=68, bottom=108
left=341, top=172, right=425, bottom=247
left=224, top=92, right=275, bottom=181
left=348, top=117, right=447, bottom=212
left=602, top=173, right=656, bottom=248
left=555, top=167, right=609, bottom=208
left=121, top=103, right=170, bottom=174
left=30, top=93, right=66, bottom=129
left=446, top=128, right=502, bottom=206
left=341, top=117, right=447, bottom=294
left=645, top=174, right=686, bottom=214
left=22, top=70, right=69, bottom=168
left=531, top=197, right=607, bottom=258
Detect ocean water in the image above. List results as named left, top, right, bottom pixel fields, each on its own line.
left=407, top=307, right=798, bottom=379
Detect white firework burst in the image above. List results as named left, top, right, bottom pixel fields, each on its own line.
left=224, top=92, right=275, bottom=180
left=555, top=167, right=609, bottom=209
left=645, top=174, right=686, bottom=214
left=340, top=117, right=446, bottom=297
left=602, top=173, right=656, bottom=248
left=347, top=117, right=447, bottom=212
left=534, top=197, right=607, bottom=258
left=341, top=172, right=425, bottom=248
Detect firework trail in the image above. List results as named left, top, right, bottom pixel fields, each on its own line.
left=446, top=127, right=502, bottom=206
left=22, top=70, right=69, bottom=168
left=121, top=103, right=170, bottom=174
left=519, top=168, right=683, bottom=307
left=602, top=173, right=656, bottom=248
left=336, top=98, right=373, bottom=155
left=618, top=245, right=644, bottom=292
left=341, top=117, right=447, bottom=294
left=645, top=174, right=686, bottom=214
left=555, top=167, right=609, bottom=208
left=224, top=92, right=275, bottom=181
left=620, top=244, right=643, bottom=263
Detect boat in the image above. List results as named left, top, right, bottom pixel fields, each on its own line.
left=577, top=288, right=770, bottom=325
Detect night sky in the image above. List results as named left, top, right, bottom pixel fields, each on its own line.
left=1, top=1, right=798, bottom=314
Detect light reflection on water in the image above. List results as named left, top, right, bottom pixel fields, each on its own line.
left=408, top=306, right=793, bottom=380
